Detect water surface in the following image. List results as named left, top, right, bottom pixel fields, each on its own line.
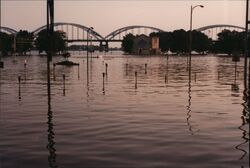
left=0, top=52, right=249, bottom=168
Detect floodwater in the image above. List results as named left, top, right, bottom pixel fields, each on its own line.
left=0, top=52, right=249, bottom=168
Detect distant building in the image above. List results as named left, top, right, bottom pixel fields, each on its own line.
left=132, top=35, right=161, bottom=55
left=151, top=36, right=161, bottom=55
left=132, top=35, right=151, bottom=55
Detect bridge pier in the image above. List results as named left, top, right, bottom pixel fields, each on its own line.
left=99, top=41, right=109, bottom=52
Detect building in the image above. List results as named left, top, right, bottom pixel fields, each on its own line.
left=132, top=35, right=151, bottom=55
left=151, top=36, right=161, bottom=55
left=132, top=35, right=161, bottom=55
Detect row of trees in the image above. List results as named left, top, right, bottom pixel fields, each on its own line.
left=122, top=29, right=250, bottom=55
left=0, top=30, right=66, bottom=56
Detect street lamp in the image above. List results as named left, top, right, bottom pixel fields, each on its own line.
left=86, top=27, right=93, bottom=85
left=189, top=5, right=204, bottom=74
left=87, top=27, right=93, bottom=65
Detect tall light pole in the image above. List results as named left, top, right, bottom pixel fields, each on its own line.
left=245, top=0, right=249, bottom=88
left=0, top=0, right=2, bottom=59
left=86, top=27, right=93, bottom=66
left=189, top=5, right=204, bottom=75
left=86, top=27, right=93, bottom=85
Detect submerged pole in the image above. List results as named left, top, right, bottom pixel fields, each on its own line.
left=244, top=0, right=249, bottom=87
left=105, top=63, right=108, bottom=75
left=102, top=72, right=105, bottom=91
left=135, top=71, right=138, bottom=89
left=63, top=74, right=65, bottom=96
left=18, top=76, right=21, bottom=99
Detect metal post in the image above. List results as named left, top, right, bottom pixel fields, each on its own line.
left=105, top=63, right=108, bottom=75
left=244, top=0, right=249, bottom=87
left=0, top=0, right=2, bottom=59
left=18, top=76, right=21, bottom=99
left=135, top=71, right=137, bottom=89
left=189, top=5, right=204, bottom=78
left=189, top=5, right=193, bottom=73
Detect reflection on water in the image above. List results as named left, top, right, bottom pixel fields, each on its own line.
left=186, top=73, right=200, bottom=135
left=47, top=63, right=58, bottom=168
left=235, top=86, right=249, bottom=163
left=0, top=53, right=249, bottom=168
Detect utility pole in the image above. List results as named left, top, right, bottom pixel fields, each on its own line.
left=244, top=0, right=249, bottom=87
left=47, top=0, right=54, bottom=102
left=47, top=0, right=54, bottom=62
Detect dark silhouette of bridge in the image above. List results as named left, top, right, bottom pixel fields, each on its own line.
left=0, top=23, right=246, bottom=50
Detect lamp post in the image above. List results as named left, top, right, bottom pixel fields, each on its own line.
left=245, top=0, right=249, bottom=87
left=86, top=27, right=93, bottom=85
left=87, top=27, right=93, bottom=66
left=189, top=5, right=204, bottom=75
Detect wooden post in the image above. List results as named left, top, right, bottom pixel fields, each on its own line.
left=105, top=63, right=108, bottom=75
left=63, top=74, right=65, bottom=96
left=78, top=65, right=80, bottom=79
left=126, top=63, right=128, bottom=76
left=135, top=71, right=137, bottom=89
left=53, top=63, right=56, bottom=80
left=194, top=72, right=197, bottom=82
left=18, top=76, right=21, bottom=99
left=165, top=74, right=168, bottom=83
left=102, top=72, right=105, bottom=90
left=145, top=63, right=147, bottom=74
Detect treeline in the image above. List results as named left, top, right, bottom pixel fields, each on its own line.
left=0, top=29, right=66, bottom=56
left=122, top=29, right=250, bottom=55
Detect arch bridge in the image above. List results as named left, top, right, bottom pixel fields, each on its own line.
left=196, top=24, right=245, bottom=40
left=0, top=27, right=17, bottom=34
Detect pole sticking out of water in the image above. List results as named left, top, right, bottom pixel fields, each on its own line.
left=63, top=74, right=65, bottom=96
left=126, top=63, right=128, bottom=76
left=24, top=59, right=27, bottom=69
left=53, top=63, right=56, bottom=80
left=145, top=63, right=147, bottom=74
left=18, top=76, right=21, bottom=100
left=78, top=65, right=80, bottom=80
left=135, top=71, right=138, bottom=89
left=194, top=72, right=197, bottom=82
left=102, top=72, right=105, bottom=91
left=105, top=63, right=108, bottom=75
left=234, top=61, right=237, bottom=82
left=165, top=74, right=168, bottom=84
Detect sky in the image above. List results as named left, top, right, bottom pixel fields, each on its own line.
left=0, top=0, right=247, bottom=37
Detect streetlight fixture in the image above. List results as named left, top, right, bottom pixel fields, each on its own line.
left=189, top=5, right=204, bottom=74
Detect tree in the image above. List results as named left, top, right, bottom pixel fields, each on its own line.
left=16, top=30, right=34, bottom=55
left=215, top=30, right=243, bottom=55
left=122, top=33, right=135, bottom=54
left=192, top=30, right=212, bottom=54
left=170, top=29, right=189, bottom=54
left=35, top=30, right=66, bottom=54
left=151, top=32, right=172, bottom=52
left=0, top=32, right=13, bottom=56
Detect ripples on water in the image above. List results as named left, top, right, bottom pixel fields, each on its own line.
left=0, top=52, right=249, bottom=168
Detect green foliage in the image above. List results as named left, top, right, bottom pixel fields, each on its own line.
left=170, top=29, right=189, bottom=53
left=35, top=30, right=66, bottom=54
left=213, top=30, right=249, bottom=55
left=122, top=34, right=135, bottom=54
left=151, top=32, right=171, bottom=52
left=16, top=30, right=34, bottom=55
left=192, top=30, right=212, bottom=53
left=0, top=32, right=13, bottom=56
left=152, top=30, right=211, bottom=54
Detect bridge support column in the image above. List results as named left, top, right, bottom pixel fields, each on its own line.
left=99, top=41, right=109, bottom=52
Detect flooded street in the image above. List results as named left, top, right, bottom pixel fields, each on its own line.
left=0, top=52, right=249, bottom=168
